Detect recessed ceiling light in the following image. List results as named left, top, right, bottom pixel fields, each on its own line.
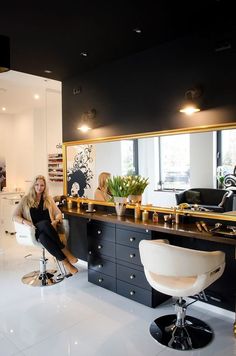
left=133, top=28, right=142, bottom=34
left=80, top=52, right=88, bottom=57
left=2, top=107, right=6, bottom=111
left=44, top=69, right=52, bottom=74
left=34, top=94, right=40, bottom=100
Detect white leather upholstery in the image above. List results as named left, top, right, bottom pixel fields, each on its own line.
left=139, top=240, right=225, bottom=297
left=14, top=221, right=41, bottom=248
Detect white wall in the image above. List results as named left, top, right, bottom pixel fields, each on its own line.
left=95, top=141, right=122, bottom=177
left=190, top=131, right=216, bottom=188
left=0, top=113, right=14, bottom=178
left=2, top=88, right=62, bottom=197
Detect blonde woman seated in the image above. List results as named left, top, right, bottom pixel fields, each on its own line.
left=94, top=172, right=111, bottom=201
left=13, top=175, right=78, bottom=275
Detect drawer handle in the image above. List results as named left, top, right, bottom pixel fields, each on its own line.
left=97, top=230, right=102, bottom=235
left=130, top=291, right=135, bottom=296
left=129, top=253, right=135, bottom=258
left=129, top=237, right=135, bottom=242
left=98, top=264, right=103, bottom=268
left=98, top=278, right=103, bottom=283
left=98, top=244, right=102, bottom=249
left=130, top=274, right=135, bottom=279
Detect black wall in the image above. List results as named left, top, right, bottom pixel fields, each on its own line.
left=62, top=32, right=236, bottom=142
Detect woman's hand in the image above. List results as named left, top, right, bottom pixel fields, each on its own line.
left=22, top=219, right=34, bottom=227
left=51, top=219, right=60, bottom=230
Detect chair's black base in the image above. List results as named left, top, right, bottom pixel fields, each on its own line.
left=22, top=269, right=64, bottom=287
left=150, top=314, right=213, bottom=350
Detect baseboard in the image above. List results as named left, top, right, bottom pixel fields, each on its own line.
left=188, top=297, right=235, bottom=321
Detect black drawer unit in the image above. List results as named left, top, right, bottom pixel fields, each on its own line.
left=116, top=227, right=151, bottom=248
left=88, top=221, right=116, bottom=293
left=88, top=254, right=116, bottom=278
left=116, top=244, right=142, bottom=266
left=117, top=264, right=151, bottom=290
left=88, top=239, right=116, bottom=258
left=88, top=269, right=116, bottom=292
left=89, top=222, right=115, bottom=242
left=117, top=280, right=154, bottom=307
left=88, top=221, right=169, bottom=308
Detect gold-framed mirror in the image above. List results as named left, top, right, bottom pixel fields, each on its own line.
left=63, top=122, right=236, bottom=221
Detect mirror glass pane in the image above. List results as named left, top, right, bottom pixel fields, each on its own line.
left=65, top=128, right=236, bottom=214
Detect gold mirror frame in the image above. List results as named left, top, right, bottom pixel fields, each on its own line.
left=63, top=122, right=236, bottom=222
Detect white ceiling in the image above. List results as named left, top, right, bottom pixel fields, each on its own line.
left=0, top=70, right=61, bottom=115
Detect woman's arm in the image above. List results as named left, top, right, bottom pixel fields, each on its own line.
left=94, top=189, right=105, bottom=201
left=12, top=197, right=33, bottom=226
left=50, top=197, right=63, bottom=227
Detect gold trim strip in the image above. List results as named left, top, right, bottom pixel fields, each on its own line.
left=63, top=122, right=236, bottom=147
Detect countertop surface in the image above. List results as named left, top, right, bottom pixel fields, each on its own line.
left=62, top=207, right=236, bottom=246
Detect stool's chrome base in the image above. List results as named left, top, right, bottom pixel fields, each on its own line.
left=21, top=248, right=65, bottom=287
left=22, top=269, right=64, bottom=286
left=150, top=314, right=213, bottom=350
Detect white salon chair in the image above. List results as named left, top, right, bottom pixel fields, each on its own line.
left=139, top=239, right=225, bottom=351
left=14, top=221, right=66, bottom=287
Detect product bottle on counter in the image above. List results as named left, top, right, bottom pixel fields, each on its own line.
left=175, top=212, right=180, bottom=224
left=134, top=204, right=141, bottom=219
left=152, top=211, right=159, bottom=223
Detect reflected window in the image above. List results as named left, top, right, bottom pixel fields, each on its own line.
left=159, top=134, right=190, bottom=190
left=220, top=129, right=236, bottom=174
left=121, top=140, right=136, bottom=175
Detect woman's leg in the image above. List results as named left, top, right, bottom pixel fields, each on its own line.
left=36, top=220, right=64, bottom=251
left=36, top=220, right=78, bottom=274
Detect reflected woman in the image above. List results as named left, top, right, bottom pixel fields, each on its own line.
left=94, top=172, right=111, bottom=201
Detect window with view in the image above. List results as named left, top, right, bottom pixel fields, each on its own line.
left=121, top=140, right=135, bottom=176
left=220, top=129, right=236, bottom=175
left=159, top=134, right=190, bottom=190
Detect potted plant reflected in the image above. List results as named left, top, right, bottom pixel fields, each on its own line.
left=126, top=175, right=149, bottom=204
left=107, top=176, right=130, bottom=216
left=216, top=166, right=227, bottom=189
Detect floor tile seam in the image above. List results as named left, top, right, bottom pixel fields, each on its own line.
left=0, top=328, right=23, bottom=354
left=14, top=316, right=93, bottom=353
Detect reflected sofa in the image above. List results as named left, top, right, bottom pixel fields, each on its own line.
left=175, top=188, right=234, bottom=212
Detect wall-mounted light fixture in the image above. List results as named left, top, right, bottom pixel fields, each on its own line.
left=77, top=109, right=96, bottom=133
left=179, top=87, right=202, bottom=115
left=0, top=35, right=10, bottom=73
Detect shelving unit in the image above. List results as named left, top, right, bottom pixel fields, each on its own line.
left=48, top=153, right=63, bottom=182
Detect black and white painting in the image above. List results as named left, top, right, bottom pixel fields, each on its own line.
left=67, top=144, right=95, bottom=198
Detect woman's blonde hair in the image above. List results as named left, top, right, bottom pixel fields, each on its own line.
left=26, top=175, right=50, bottom=208
left=98, top=172, right=111, bottom=191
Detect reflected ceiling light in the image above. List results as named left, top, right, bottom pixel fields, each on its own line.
left=0, top=35, right=10, bottom=73
left=80, top=52, right=88, bottom=57
left=34, top=94, right=40, bottom=100
left=133, top=28, right=142, bottom=33
left=2, top=107, right=6, bottom=111
left=179, top=87, right=202, bottom=115
left=77, top=109, right=96, bottom=133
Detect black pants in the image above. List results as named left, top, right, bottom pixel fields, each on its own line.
left=35, top=220, right=65, bottom=261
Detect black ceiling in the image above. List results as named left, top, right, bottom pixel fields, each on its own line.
left=0, top=1, right=235, bottom=82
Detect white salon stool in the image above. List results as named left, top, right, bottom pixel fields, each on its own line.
left=14, top=221, right=66, bottom=287
left=139, top=239, right=225, bottom=351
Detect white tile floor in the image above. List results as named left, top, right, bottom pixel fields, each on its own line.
left=0, top=228, right=236, bottom=356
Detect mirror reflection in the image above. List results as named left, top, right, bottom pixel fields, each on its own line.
left=65, top=128, right=236, bottom=213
